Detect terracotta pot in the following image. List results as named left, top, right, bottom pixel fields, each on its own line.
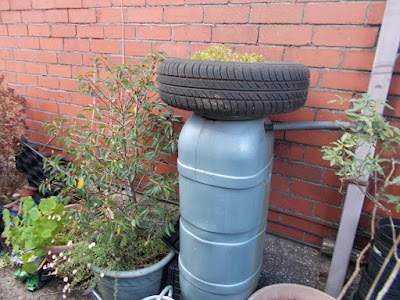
left=248, top=283, right=335, bottom=300
left=20, top=185, right=39, bottom=198
left=42, top=243, right=76, bottom=262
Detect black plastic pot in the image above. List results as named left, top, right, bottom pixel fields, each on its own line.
left=375, top=218, right=400, bottom=257
left=367, top=245, right=400, bottom=290
left=356, top=270, right=400, bottom=300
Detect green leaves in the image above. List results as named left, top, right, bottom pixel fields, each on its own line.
left=321, top=93, right=400, bottom=212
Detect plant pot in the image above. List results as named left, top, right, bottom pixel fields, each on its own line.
left=93, top=250, right=175, bottom=300
left=42, top=243, right=75, bottom=262
left=20, top=185, right=38, bottom=198
left=248, top=283, right=335, bottom=300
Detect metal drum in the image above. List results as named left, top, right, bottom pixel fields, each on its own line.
left=178, top=114, right=274, bottom=299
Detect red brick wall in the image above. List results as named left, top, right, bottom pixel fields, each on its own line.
left=1, top=0, right=399, bottom=247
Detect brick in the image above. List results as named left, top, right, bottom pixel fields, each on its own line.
left=213, top=26, right=258, bottom=44
left=271, top=175, right=290, bottom=193
left=273, top=158, right=323, bottom=183
left=82, top=0, right=112, bottom=7
left=28, top=25, right=50, bottom=37
left=251, top=4, right=303, bottom=24
left=97, top=8, right=127, bottom=23
left=304, top=90, right=352, bottom=110
left=164, top=7, right=203, bottom=23
left=26, top=63, right=47, bottom=75
left=320, top=70, right=370, bottom=92
left=38, top=76, right=59, bottom=89
left=323, top=169, right=342, bottom=188
left=32, top=0, right=56, bottom=9
left=154, top=43, right=190, bottom=58
left=0, top=25, right=7, bottom=36
left=389, top=75, right=400, bottom=96
left=21, top=11, right=43, bottom=23
left=48, top=65, right=72, bottom=78
left=76, top=25, right=104, bottom=38
left=269, top=108, right=315, bottom=123
left=205, top=6, right=250, bottom=24
left=112, top=0, right=145, bottom=6
left=234, top=45, right=283, bottom=61
left=27, top=86, right=48, bottom=99
left=315, top=110, right=348, bottom=123
left=17, top=73, right=38, bottom=86
left=342, top=49, right=375, bottom=71
left=71, top=93, right=93, bottom=106
left=35, top=51, right=57, bottom=63
left=91, top=39, right=119, bottom=54
left=60, top=79, right=79, bottom=92
left=186, top=0, right=227, bottom=3
left=39, top=37, right=63, bottom=50
left=285, top=47, right=342, bottom=68
left=0, top=1, right=10, bottom=10
left=82, top=53, right=98, bottom=66
left=44, top=9, right=68, bottom=23
left=304, top=146, right=332, bottom=168
left=147, top=0, right=184, bottom=5
left=5, top=61, right=24, bottom=73
left=64, top=38, right=90, bottom=52
left=259, top=26, right=313, bottom=46
left=128, top=7, right=163, bottom=23
left=51, top=24, right=76, bottom=37
left=173, top=25, right=211, bottom=42
left=281, top=214, right=331, bottom=237
left=268, top=210, right=280, bottom=223
left=14, top=49, right=34, bottom=61
left=286, top=130, right=340, bottom=147
left=38, top=100, right=60, bottom=114
left=28, top=109, right=53, bottom=123
left=368, top=2, right=386, bottom=25
left=1, top=11, right=21, bottom=23
left=0, top=36, right=17, bottom=48
left=104, top=25, right=135, bottom=39
left=385, top=97, right=400, bottom=118
left=69, top=9, right=96, bottom=23
left=0, top=49, right=13, bottom=60
left=57, top=53, right=83, bottom=65
left=267, top=222, right=304, bottom=241
left=304, top=3, right=367, bottom=25
left=49, top=91, right=72, bottom=103
left=60, top=104, right=87, bottom=116
left=309, top=70, right=320, bottom=88
left=18, top=37, right=40, bottom=49
left=274, top=141, right=304, bottom=161
left=7, top=24, right=27, bottom=36
left=292, top=180, right=342, bottom=206
left=314, top=27, right=379, bottom=48
left=304, top=234, right=323, bottom=247
left=315, top=203, right=342, bottom=224
left=136, top=25, right=170, bottom=40
left=270, top=191, right=314, bottom=216
left=55, top=0, right=82, bottom=8
left=71, top=66, right=91, bottom=78
left=124, top=41, right=153, bottom=56
left=10, top=0, right=31, bottom=10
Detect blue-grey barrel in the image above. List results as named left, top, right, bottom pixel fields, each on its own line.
left=178, top=113, right=274, bottom=300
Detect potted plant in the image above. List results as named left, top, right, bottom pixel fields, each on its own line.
left=1, top=196, right=82, bottom=273
left=41, top=52, right=180, bottom=299
left=322, top=94, right=400, bottom=299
